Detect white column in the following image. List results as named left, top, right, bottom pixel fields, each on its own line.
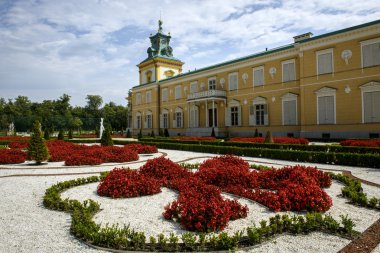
left=212, top=100, right=215, bottom=127
left=205, top=101, right=208, bottom=127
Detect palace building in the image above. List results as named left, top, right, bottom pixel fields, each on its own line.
left=130, top=19, right=380, bottom=138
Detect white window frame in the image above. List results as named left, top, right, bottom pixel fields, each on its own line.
left=228, top=72, right=238, bottom=91
left=175, top=85, right=182, bottom=100
left=160, top=109, right=169, bottom=129
left=316, top=48, right=334, bottom=76
left=282, top=59, right=296, bottom=82
left=281, top=93, right=298, bottom=125
left=146, top=90, right=152, bottom=104
left=173, top=107, right=183, bottom=128
left=253, top=66, right=264, bottom=87
left=136, top=93, right=141, bottom=105
left=162, top=88, right=168, bottom=102
left=208, top=77, right=216, bottom=90
left=189, top=105, right=199, bottom=128
left=225, top=100, right=241, bottom=127
left=360, top=81, right=380, bottom=123
left=315, top=87, right=336, bottom=125
left=135, top=112, right=141, bottom=129
left=252, top=96, right=268, bottom=126
left=361, top=37, right=380, bottom=68
left=190, top=81, right=198, bottom=94
left=145, top=111, right=152, bottom=129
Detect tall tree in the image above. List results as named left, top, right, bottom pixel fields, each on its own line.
left=27, top=121, right=50, bottom=165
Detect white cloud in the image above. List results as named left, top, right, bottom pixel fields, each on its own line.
left=0, top=0, right=379, bottom=105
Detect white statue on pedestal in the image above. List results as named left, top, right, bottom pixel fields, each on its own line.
left=8, top=122, right=15, bottom=136
left=99, top=118, right=105, bottom=139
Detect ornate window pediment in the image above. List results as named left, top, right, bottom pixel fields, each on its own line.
left=360, top=81, right=380, bottom=92
left=253, top=96, right=267, bottom=105
left=315, top=87, right=336, bottom=96
left=281, top=92, right=298, bottom=101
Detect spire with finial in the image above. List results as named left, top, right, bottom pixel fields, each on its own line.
left=158, top=19, right=163, bottom=33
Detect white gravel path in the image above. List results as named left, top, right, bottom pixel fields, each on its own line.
left=0, top=148, right=379, bottom=253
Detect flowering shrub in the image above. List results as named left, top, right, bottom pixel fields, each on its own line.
left=124, top=144, right=158, bottom=154
left=8, top=142, right=29, bottom=149
left=65, top=154, right=103, bottom=166
left=97, top=168, right=161, bottom=198
left=0, top=149, right=27, bottom=164
left=172, top=136, right=217, bottom=141
left=229, top=137, right=309, bottom=145
left=96, top=155, right=332, bottom=232
left=340, top=139, right=380, bottom=147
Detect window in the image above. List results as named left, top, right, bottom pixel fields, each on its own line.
left=189, top=105, right=199, bottom=127
left=225, top=100, right=241, bottom=127
left=361, top=38, right=380, bottom=68
left=190, top=82, right=198, bottom=93
left=249, top=97, right=268, bottom=126
left=136, top=93, right=141, bottom=105
left=317, top=49, right=333, bottom=75
left=360, top=81, right=380, bottom=123
left=231, top=106, right=239, bottom=126
left=281, top=93, right=298, bottom=125
left=162, top=88, right=168, bottom=102
left=146, top=91, right=152, bottom=104
left=160, top=109, right=169, bottom=129
left=173, top=107, right=183, bottom=128
left=175, top=85, right=182, bottom=99
left=163, top=113, right=168, bottom=128
left=282, top=59, right=296, bottom=82
left=253, top=66, right=264, bottom=87
left=229, top=72, right=238, bottom=91
left=316, top=87, right=336, bottom=125
left=208, top=77, right=216, bottom=90
left=135, top=112, right=141, bottom=129
left=145, top=112, right=152, bottom=128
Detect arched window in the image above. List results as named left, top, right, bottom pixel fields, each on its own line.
left=145, top=110, right=153, bottom=129
left=249, top=96, right=268, bottom=126
left=173, top=107, right=183, bottom=128
left=189, top=105, right=199, bottom=127
left=135, top=112, right=141, bottom=129
left=160, top=109, right=169, bottom=129
left=225, top=100, right=241, bottom=127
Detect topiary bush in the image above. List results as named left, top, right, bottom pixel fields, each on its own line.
left=100, top=126, right=113, bottom=146
left=28, top=121, right=50, bottom=165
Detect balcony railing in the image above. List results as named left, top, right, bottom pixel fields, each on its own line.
left=187, top=90, right=227, bottom=101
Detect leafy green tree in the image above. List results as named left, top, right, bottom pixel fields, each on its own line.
left=100, top=126, right=113, bottom=146
left=68, top=129, right=73, bottom=139
left=44, top=129, right=50, bottom=140
left=28, top=121, right=50, bottom=165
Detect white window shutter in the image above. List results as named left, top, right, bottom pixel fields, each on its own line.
left=326, top=96, right=334, bottom=124
left=144, top=116, right=147, bottom=128
left=249, top=105, right=255, bottom=126
left=173, top=112, right=176, bottom=128
left=238, top=106, right=242, bottom=126
left=181, top=113, right=184, bottom=128
left=225, top=107, right=231, bottom=127
left=318, top=97, right=326, bottom=124
left=135, top=117, right=138, bottom=129
left=195, top=108, right=199, bottom=127
left=264, top=104, right=269, bottom=125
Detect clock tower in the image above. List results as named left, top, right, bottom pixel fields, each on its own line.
left=137, top=20, right=184, bottom=85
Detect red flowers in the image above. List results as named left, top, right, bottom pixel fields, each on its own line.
left=229, top=137, right=309, bottom=145
left=0, top=149, right=27, bottom=164
left=172, top=136, right=217, bottom=141
left=96, top=155, right=332, bottom=233
left=340, top=139, right=380, bottom=147
left=8, top=142, right=29, bottom=149
left=97, top=168, right=161, bottom=198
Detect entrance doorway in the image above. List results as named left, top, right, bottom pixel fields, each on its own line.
left=208, top=108, right=217, bottom=127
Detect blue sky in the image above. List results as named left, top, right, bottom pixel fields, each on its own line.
left=1, top=0, right=379, bottom=106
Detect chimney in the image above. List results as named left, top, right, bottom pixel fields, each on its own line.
left=293, top=32, right=313, bottom=43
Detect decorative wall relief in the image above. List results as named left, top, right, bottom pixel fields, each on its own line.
left=219, top=78, right=225, bottom=88
left=341, top=50, right=352, bottom=65
left=269, top=67, right=276, bottom=79
left=242, top=73, right=248, bottom=84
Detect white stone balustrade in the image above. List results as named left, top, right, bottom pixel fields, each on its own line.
left=187, top=90, right=226, bottom=101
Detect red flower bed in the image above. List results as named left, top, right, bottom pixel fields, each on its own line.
left=96, top=155, right=332, bottom=232
left=340, top=139, right=380, bottom=147
left=229, top=137, right=309, bottom=145
left=97, top=168, right=161, bottom=198
left=0, top=136, right=30, bottom=141
left=8, top=142, right=29, bottom=149
left=0, top=149, right=27, bottom=164
left=124, top=144, right=158, bottom=154
left=172, top=136, right=217, bottom=141
left=46, top=141, right=139, bottom=165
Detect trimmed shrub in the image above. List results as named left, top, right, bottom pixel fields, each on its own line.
left=28, top=121, right=50, bottom=164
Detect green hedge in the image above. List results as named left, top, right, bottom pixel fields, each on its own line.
left=44, top=175, right=359, bottom=252
left=138, top=141, right=380, bottom=168
left=139, top=138, right=380, bottom=154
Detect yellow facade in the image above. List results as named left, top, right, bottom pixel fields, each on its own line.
left=131, top=20, right=380, bottom=138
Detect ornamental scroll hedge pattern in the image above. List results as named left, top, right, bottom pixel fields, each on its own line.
left=97, top=155, right=333, bottom=232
